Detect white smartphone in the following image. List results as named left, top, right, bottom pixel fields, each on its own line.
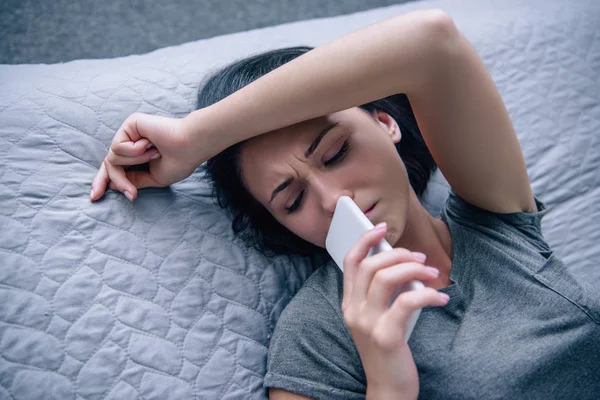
left=325, top=196, right=424, bottom=341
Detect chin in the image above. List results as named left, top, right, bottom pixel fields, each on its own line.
left=385, top=229, right=399, bottom=246
left=385, top=216, right=407, bottom=247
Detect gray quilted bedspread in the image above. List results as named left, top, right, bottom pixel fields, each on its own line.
left=1, top=0, right=599, bottom=398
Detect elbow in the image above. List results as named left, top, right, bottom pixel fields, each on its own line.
left=421, top=9, right=458, bottom=39
left=417, top=9, right=460, bottom=52
left=389, top=9, right=461, bottom=62
left=409, top=10, right=463, bottom=80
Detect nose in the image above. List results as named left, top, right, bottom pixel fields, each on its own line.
left=313, top=178, right=353, bottom=216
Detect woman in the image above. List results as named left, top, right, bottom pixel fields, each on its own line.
left=90, top=10, right=600, bottom=399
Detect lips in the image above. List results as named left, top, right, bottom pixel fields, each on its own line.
left=363, top=203, right=377, bottom=218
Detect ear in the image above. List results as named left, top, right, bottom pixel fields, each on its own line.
left=373, top=111, right=401, bottom=144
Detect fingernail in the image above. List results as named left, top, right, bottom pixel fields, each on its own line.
left=426, top=266, right=439, bottom=277
left=439, top=293, right=450, bottom=302
left=412, top=252, right=427, bottom=262
left=146, top=143, right=152, bottom=149
left=150, top=152, right=161, bottom=160
left=374, top=222, right=387, bottom=231
left=124, top=191, right=134, bottom=201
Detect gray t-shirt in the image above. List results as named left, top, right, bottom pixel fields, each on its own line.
left=264, top=192, right=600, bottom=399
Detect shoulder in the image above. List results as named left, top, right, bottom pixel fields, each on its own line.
left=265, top=263, right=366, bottom=399
left=443, top=190, right=554, bottom=262
left=299, top=261, right=345, bottom=309
left=269, top=263, right=349, bottom=351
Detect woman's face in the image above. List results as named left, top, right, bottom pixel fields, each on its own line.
left=239, top=107, right=410, bottom=248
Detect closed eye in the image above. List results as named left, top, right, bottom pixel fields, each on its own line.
left=324, top=140, right=350, bottom=167
left=285, top=190, right=304, bottom=214
left=285, top=141, right=351, bottom=215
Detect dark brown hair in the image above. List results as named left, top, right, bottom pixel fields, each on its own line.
left=199, top=47, right=436, bottom=257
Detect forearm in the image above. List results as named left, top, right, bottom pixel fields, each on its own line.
left=185, top=9, right=458, bottom=159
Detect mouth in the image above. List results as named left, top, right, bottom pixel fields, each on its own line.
left=362, top=202, right=377, bottom=218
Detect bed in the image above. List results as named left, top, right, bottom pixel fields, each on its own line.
left=1, top=0, right=599, bottom=398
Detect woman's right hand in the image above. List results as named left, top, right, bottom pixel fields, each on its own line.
left=90, top=112, right=204, bottom=202
left=341, top=222, right=449, bottom=400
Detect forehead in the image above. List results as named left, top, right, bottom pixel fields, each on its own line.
left=239, top=109, right=361, bottom=202
left=241, top=108, right=365, bottom=160
left=245, top=117, right=326, bottom=156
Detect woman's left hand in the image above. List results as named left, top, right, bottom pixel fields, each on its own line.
left=341, top=223, right=449, bottom=399
left=90, top=113, right=199, bottom=202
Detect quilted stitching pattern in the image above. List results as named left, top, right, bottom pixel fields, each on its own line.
left=1, top=0, right=599, bottom=399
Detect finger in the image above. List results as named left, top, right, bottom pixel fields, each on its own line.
left=106, top=148, right=161, bottom=166
left=111, top=138, right=152, bottom=157
left=354, top=248, right=420, bottom=300
left=90, top=161, right=110, bottom=202
left=103, top=159, right=137, bottom=201
left=368, top=263, right=437, bottom=309
left=363, top=248, right=426, bottom=270
left=114, top=113, right=144, bottom=144
left=371, top=288, right=448, bottom=349
left=109, top=168, right=165, bottom=193
left=388, top=288, right=449, bottom=327
left=125, top=169, right=166, bottom=189
left=342, top=223, right=388, bottom=309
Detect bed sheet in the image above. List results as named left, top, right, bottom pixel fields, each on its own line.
left=1, top=0, right=599, bottom=398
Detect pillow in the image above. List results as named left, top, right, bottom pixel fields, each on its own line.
left=0, top=0, right=598, bottom=399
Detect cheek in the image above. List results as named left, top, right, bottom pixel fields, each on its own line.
left=352, top=142, right=403, bottom=184
left=281, top=204, right=328, bottom=248
left=355, top=127, right=401, bottom=161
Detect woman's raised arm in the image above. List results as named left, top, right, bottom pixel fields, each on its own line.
left=94, top=9, right=535, bottom=213
left=92, top=10, right=457, bottom=201
left=187, top=9, right=456, bottom=163
left=189, top=8, right=534, bottom=213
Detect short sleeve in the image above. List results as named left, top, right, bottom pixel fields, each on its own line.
left=443, top=191, right=553, bottom=258
left=264, top=286, right=366, bottom=400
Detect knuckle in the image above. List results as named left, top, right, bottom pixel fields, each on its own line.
left=358, top=257, right=373, bottom=272
left=395, top=293, right=413, bottom=310
left=372, top=325, right=395, bottom=350
left=341, top=300, right=348, bottom=314
left=406, top=290, right=433, bottom=310
left=344, top=306, right=370, bottom=332
left=394, top=247, right=412, bottom=259
left=364, top=264, right=382, bottom=282
left=372, top=269, right=394, bottom=288
left=343, top=253, right=355, bottom=268
left=106, top=152, right=120, bottom=166
left=425, top=288, right=441, bottom=299
left=402, top=262, right=424, bottom=276
left=360, top=229, right=377, bottom=244
left=343, top=309, right=358, bottom=328
left=363, top=257, right=385, bottom=274
left=129, top=112, right=142, bottom=121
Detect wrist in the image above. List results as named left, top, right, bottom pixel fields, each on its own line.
left=366, top=384, right=417, bottom=400
left=182, top=106, right=227, bottom=166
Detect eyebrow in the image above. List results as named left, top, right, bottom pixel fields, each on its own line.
left=304, top=122, right=339, bottom=159
left=269, top=178, right=293, bottom=204
left=268, top=122, right=339, bottom=204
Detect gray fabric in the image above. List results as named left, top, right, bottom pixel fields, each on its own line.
left=0, top=0, right=413, bottom=64
left=265, top=192, right=600, bottom=399
left=0, top=0, right=599, bottom=399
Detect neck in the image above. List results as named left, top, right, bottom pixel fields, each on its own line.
left=393, top=189, right=453, bottom=289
